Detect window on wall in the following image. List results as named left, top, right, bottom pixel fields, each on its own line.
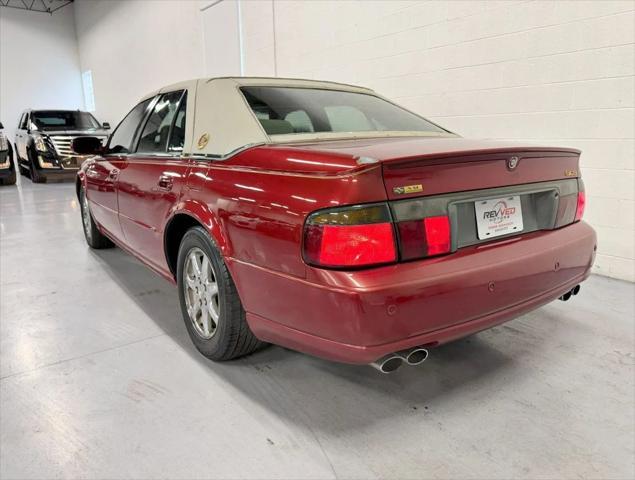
left=82, top=70, right=96, bottom=112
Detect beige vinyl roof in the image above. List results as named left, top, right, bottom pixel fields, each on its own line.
left=138, top=77, right=454, bottom=158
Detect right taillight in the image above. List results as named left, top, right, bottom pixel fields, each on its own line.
left=574, top=190, right=586, bottom=222
left=303, top=203, right=397, bottom=268
left=396, top=215, right=451, bottom=260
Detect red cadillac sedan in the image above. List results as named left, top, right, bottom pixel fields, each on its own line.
left=74, top=77, right=596, bottom=373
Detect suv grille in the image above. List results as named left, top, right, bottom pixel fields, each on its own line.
left=49, top=135, right=105, bottom=157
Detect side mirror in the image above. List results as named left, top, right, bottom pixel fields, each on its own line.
left=0, top=122, right=4, bottom=129
left=73, top=136, right=104, bottom=155
left=102, top=122, right=111, bottom=130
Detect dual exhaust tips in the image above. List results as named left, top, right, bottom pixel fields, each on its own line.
left=372, top=284, right=582, bottom=373
left=559, top=284, right=581, bottom=302
left=370, top=347, right=429, bottom=374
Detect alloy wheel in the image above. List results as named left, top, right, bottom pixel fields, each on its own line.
left=183, top=247, right=220, bottom=339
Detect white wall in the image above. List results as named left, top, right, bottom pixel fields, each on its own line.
left=0, top=5, right=84, bottom=141
left=240, top=0, right=635, bottom=282
left=201, top=0, right=242, bottom=77
left=73, top=0, right=206, bottom=126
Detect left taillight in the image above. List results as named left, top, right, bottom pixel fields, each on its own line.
left=303, top=203, right=397, bottom=268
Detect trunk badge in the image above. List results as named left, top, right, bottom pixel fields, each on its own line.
left=507, top=156, right=519, bottom=170
left=393, top=184, right=423, bottom=195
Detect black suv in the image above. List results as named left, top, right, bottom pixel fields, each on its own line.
left=15, top=110, right=110, bottom=183
left=0, top=122, right=17, bottom=186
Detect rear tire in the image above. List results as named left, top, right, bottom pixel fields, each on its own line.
left=177, top=226, right=265, bottom=361
left=79, top=185, right=113, bottom=249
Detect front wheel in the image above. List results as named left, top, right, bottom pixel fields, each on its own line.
left=27, top=149, right=45, bottom=183
left=79, top=186, right=113, bottom=249
left=15, top=145, right=29, bottom=177
left=177, top=226, right=265, bottom=361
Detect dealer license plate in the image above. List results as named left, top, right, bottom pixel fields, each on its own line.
left=474, top=195, right=524, bottom=240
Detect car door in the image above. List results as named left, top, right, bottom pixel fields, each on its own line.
left=116, top=90, right=190, bottom=272
left=84, top=98, right=154, bottom=241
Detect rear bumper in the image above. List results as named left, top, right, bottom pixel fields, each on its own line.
left=229, top=221, right=597, bottom=364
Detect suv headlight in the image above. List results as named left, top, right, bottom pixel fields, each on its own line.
left=0, top=132, right=7, bottom=151
left=34, top=135, right=48, bottom=152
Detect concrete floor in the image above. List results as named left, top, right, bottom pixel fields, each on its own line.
left=1, top=177, right=633, bottom=480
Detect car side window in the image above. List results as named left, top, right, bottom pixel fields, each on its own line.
left=18, top=114, right=27, bottom=130
left=168, top=92, right=187, bottom=152
left=136, top=90, right=183, bottom=154
left=108, top=98, right=153, bottom=154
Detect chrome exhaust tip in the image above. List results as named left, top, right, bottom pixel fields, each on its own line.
left=370, top=354, right=404, bottom=374
left=559, top=285, right=581, bottom=301
left=405, top=348, right=429, bottom=366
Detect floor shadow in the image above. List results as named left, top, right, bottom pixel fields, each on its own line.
left=91, top=247, right=533, bottom=436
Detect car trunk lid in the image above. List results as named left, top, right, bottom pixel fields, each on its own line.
left=283, top=136, right=583, bottom=261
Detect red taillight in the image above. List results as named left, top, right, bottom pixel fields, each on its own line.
left=397, top=215, right=451, bottom=260
left=575, top=190, right=586, bottom=221
left=424, top=215, right=451, bottom=255
left=303, top=204, right=397, bottom=268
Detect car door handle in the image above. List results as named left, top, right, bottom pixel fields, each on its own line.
left=108, top=168, right=120, bottom=180
left=158, top=175, right=173, bottom=190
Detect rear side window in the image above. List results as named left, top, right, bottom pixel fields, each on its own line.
left=108, top=98, right=153, bottom=154
left=18, top=114, right=27, bottom=130
left=241, top=86, right=447, bottom=136
left=168, top=92, right=187, bottom=152
left=137, top=90, right=184, bottom=154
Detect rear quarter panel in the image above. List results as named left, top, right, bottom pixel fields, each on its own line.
left=182, top=149, right=387, bottom=279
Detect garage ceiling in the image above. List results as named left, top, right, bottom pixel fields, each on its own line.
left=0, top=0, right=73, bottom=14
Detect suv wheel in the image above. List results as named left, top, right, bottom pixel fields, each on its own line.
left=28, top=149, right=45, bottom=183
left=177, top=226, right=265, bottom=361
left=15, top=145, right=28, bottom=177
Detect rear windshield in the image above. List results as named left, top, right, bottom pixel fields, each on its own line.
left=241, top=86, right=447, bottom=136
left=31, top=111, right=101, bottom=130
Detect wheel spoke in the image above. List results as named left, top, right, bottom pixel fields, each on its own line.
left=207, top=283, right=218, bottom=297
left=189, top=251, right=202, bottom=278
left=201, top=255, right=210, bottom=282
left=200, top=306, right=211, bottom=336
left=187, top=303, right=199, bottom=319
left=209, top=300, right=219, bottom=323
